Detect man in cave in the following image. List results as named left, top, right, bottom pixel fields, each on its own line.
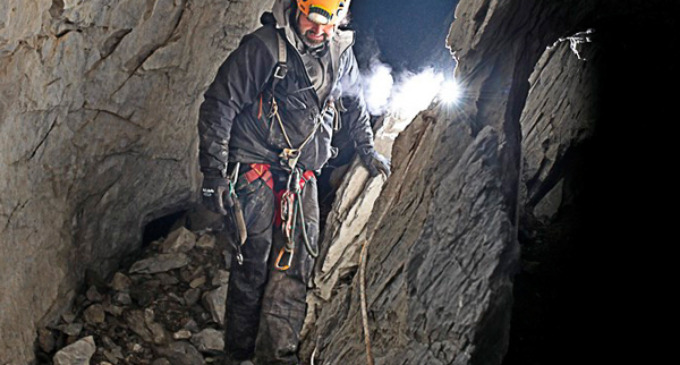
left=197, top=0, right=390, bottom=364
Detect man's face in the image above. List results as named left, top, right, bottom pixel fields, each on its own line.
left=296, top=12, right=336, bottom=47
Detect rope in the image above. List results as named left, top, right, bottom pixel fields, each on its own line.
left=271, top=98, right=325, bottom=154
left=298, top=189, right=319, bottom=258
left=358, top=158, right=405, bottom=365
left=359, top=240, right=374, bottom=365
left=272, top=100, right=294, bottom=148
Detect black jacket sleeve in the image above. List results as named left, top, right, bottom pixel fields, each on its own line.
left=198, top=33, right=276, bottom=176
left=338, top=49, right=375, bottom=152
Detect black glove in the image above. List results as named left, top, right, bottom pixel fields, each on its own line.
left=358, top=146, right=391, bottom=178
left=201, top=174, right=234, bottom=215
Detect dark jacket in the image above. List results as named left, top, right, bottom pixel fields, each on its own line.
left=198, top=5, right=373, bottom=176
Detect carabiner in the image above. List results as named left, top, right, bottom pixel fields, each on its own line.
left=274, top=247, right=294, bottom=271
left=279, top=148, right=300, bottom=171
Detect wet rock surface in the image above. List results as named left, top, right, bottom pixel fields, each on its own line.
left=36, top=227, right=232, bottom=364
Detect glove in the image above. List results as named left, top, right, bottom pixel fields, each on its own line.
left=358, top=146, right=391, bottom=178
left=201, top=174, right=234, bottom=215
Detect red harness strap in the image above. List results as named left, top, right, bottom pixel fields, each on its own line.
left=244, top=163, right=274, bottom=190
left=241, top=163, right=315, bottom=227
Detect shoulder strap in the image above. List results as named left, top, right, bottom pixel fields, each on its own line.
left=250, top=25, right=288, bottom=88
left=271, top=31, right=288, bottom=92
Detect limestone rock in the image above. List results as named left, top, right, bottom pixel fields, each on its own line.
left=103, top=347, right=124, bottom=363
left=145, top=308, right=168, bottom=345
left=126, top=310, right=153, bottom=343
left=83, top=304, right=106, bottom=325
left=196, top=234, right=216, bottom=249
left=129, top=253, right=190, bottom=274
left=202, top=285, right=228, bottom=325
left=183, top=288, right=202, bottom=307
left=189, top=276, right=206, bottom=289
left=110, top=272, right=132, bottom=291
left=38, top=328, right=56, bottom=353
left=160, top=227, right=196, bottom=253
left=103, top=303, right=124, bottom=316
left=53, top=336, right=96, bottom=365
left=86, top=285, right=103, bottom=302
left=183, top=319, right=200, bottom=333
left=190, top=328, right=225, bottom=354
left=112, top=292, right=132, bottom=305
left=61, top=312, right=77, bottom=324
left=156, top=272, right=180, bottom=286
left=58, top=323, right=83, bottom=337
left=173, top=329, right=193, bottom=340
left=155, top=341, right=204, bottom=365
left=211, top=270, right=230, bottom=286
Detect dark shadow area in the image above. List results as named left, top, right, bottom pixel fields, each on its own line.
left=504, top=2, right=677, bottom=364
left=142, top=210, right=188, bottom=246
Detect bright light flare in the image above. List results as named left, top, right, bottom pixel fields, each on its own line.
left=439, top=79, right=462, bottom=104
left=391, top=69, right=444, bottom=121
left=363, top=63, right=394, bottom=115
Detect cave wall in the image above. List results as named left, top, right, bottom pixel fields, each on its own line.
left=302, top=1, right=605, bottom=364
left=0, top=1, right=273, bottom=363
left=304, top=1, right=678, bottom=364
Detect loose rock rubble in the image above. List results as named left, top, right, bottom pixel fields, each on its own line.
left=36, top=226, right=234, bottom=365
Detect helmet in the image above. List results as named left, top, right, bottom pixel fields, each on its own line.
left=296, top=0, right=350, bottom=25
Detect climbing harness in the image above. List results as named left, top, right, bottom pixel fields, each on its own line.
left=242, top=27, right=344, bottom=271
left=257, top=31, right=328, bottom=271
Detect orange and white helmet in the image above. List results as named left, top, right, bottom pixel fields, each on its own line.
left=296, top=0, right=350, bottom=25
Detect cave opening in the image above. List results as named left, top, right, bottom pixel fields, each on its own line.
left=142, top=210, right=190, bottom=247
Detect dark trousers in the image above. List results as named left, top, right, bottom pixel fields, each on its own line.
left=225, top=169, right=319, bottom=365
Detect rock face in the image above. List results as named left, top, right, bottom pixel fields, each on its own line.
left=520, top=34, right=599, bottom=222
left=300, top=1, right=658, bottom=364
left=0, top=0, right=273, bottom=363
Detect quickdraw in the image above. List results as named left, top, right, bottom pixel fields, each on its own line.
left=274, top=167, right=318, bottom=271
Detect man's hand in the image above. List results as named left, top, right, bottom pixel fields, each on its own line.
left=358, top=146, right=391, bottom=178
left=201, top=175, right=234, bottom=215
